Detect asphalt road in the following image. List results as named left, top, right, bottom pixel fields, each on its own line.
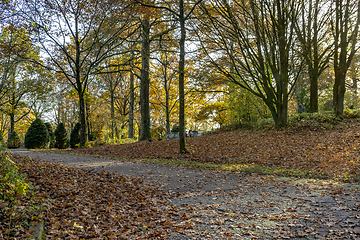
left=11, top=149, right=248, bottom=193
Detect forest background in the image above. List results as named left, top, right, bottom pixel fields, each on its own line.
left=1, top=0, right=360, bottom=153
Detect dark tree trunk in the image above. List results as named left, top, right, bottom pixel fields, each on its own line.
left=309, top=0, right=319, bottom=113
left=110, top=89, right=115, bottom=139
left=9, top=92, right=15, bottom=133
left=353, top=69, right=358, bottom=105
left=309, top=67, right=319, bottom=113
left=179, top=0, right=187, bottom=153
left=275, top=0, right=289, bottom=128
left=165, top=76, right=170, bottom=135
left=139, top=17, right=151, bottom=141
left=86, top=100, right=91, bottom=139
left=128, top=71, right=134, bottom=138
left=9, top=112, right=14, bottom=133
left=74, top=15, right=87, bottom=146
left=78, top=91, right=88, bottom=145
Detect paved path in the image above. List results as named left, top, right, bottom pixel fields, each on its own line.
left=11, top=149, right=246, bottom=193
left=11, top=149, right=360, bottom=239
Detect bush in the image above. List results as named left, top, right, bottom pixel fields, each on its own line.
left=89, top=131, right=100, bottom=141
left=344, top=109, right=360, bottom=119
left=171, top=124, right=179, bottom=132
left=70, top=123, right=81, bottom=148
left=54, top=123, right=68, bottom=149
left=24, top=118, right=50, bottom=149
left=7, top=131, right=21, bottom=149
left=45, top=122, right=56, bottom=148
left=0, top=143, right=29, bottom=204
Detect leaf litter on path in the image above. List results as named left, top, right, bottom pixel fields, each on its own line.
left=69, top=123, right=360, bottom=181
left=4, top=152, right=360, bottom=239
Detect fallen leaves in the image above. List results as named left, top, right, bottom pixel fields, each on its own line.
left=69, top=122, right=360, bottom=181
left=1, top=155, right=193, bottom=239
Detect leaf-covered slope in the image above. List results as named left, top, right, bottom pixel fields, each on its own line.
left=72, top=123, right=360, bottom=179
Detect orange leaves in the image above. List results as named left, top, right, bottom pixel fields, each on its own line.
left=70, top=124, right=360, bottom=181
left=7, top=155, right=183, bottom=239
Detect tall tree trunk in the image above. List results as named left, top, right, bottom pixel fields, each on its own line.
left=179, top=0, right=187, bottom=153
left=9, top=92, right=15, bottom=133
left=9, top=112, right=14, bottom=133
left=139, top=17, right=151, bottom=141
left=110, top=89, right=115, bottom=140
left=276, top=0, right=289, bottom=128
left=351, top=58, right=358, bottom=106
left=75, top=15, right=87, bottom=145
left=128, top=71, right=134, bottom=138
left=165, top=78, right=170, bottom=135
left=78, top=91, right=88, bottom=145
left=309, top=0, right=319, bottom=113
left=309, top=67, right=319, bottom=113
left=164, top=59, right=171, bottom=135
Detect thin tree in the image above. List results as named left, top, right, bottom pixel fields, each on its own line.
left=294, top=0, right=333, bottom=113
left=137, top=0, right=202, bottom=153
left=332, top=0, right=360, bottom=116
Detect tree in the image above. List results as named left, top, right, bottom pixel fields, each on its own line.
left=45, top=122, right=55, bottom=148
left=3, top=61, right=52, bottom=133
left=151, top=28, right=179, bottom=135
left=70, top=122, right=81, bottom=148
left=137, top=0, right=203, bottom=152
left=128, top=70, right=135, bottom=138
left=99, top=59, right=128, bottom=140
left=54, top=122, right=68, bottom=149
left=24, top=118, right=49, bottom=149
left=198, top=0, right=300, bottom=128
left=17, top=0, right=137, bottom=145
left=294, top=0, right=333, bottom=113
left=0, top=24, right=38, bottom=113
left=7, top=130, right=20, bottom=149
left=332, top=0, right=360, bottom=115
left=139, top=16, right=151, bottom=141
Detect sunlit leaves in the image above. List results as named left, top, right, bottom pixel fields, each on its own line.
left=73, top=122, right=360, bottom=181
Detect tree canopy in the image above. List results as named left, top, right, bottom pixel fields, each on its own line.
left=0, top=0, right=359, bottom=151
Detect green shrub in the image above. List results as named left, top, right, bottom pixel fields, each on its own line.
left=0, top=142, right=29, bottom=204
left=54, top=123, right=68, bottom=149
left=7, top=131, right=21, bottom=149
left=89, top=131, right=99, bottom=141
left=45, top=122, right=56, bottom=148
left=344, top=109, right=360, bottom=118
left=24, top=118, right=50, bottom=149
left=171, top=124, right=179, bottom=133
left=310, top=112, right=341, bottom=124
left=70, top=123, right=81, bottom=148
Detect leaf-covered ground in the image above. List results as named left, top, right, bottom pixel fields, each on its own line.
left=0, top=156, right=189, bottom=239
left=70, top=121, right=360, bottom=182
left=2, top=122, right=360, bottom=239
